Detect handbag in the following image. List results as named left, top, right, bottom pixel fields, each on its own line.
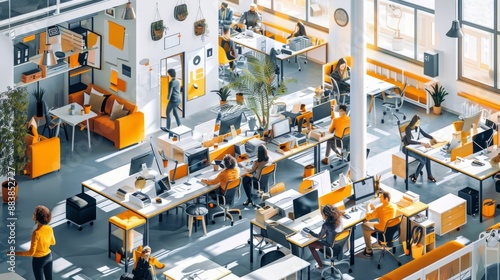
left=151, top=4, right=164, bottom=41
left=174, top=0, right=188, bottom=21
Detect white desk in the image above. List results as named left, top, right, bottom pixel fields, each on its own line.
left=241, top=254, right=310, bottom=280
left=50, top=102, right=96, bottom=151
left=163, top=255, right=233, bottom=280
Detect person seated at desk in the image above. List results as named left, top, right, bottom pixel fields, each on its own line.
left=219, top=2, right=233, bottom=27
left=322, top=104, right=350, bottom=165
left=238, top=3, right=262, bottom=33
left=238, top=145, right=271, bottom=206
left=402, top=115, right=437, bottom=183
left=287, top=21, right=307, bottom=39
left=132, top=245, right=165, bottom=280
left=201, top=154, right=240, bottom=196
left=361, top=191, right=397, bottom=257
left=330, top=57, right=351, bottom=93
left=307, top=205, right=344, bottom=274
left=220, top=25, right=238, bottom=72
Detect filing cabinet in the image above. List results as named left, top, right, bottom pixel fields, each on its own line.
left=428, top=194, right=466, bottom=236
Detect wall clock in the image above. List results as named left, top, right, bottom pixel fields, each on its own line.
left=334, top=8, right=349, bottom=27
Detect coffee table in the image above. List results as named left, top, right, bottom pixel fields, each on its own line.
left=50, top=103, right=96, bottom=151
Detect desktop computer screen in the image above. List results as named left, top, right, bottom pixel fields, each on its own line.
left=462, top=111, right=482, bottom=132
left=129, top=151, right=155, bottom=176
left=272, top=118, right=291, bottom=138
left=219, top=112, right=243, bottom=135
left=353, top=176, right=376, bottom=202
left=472, top=128, right=494, bottom=154
left=312, top=102, right=332, bottom=123
left=185, top=147, right=211, bottom=177
left=293, top=189, right=319, bottom=220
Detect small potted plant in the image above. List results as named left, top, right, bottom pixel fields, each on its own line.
left=211, top=86, right=231, bottom=105
left=426, top=83, right=449, bottom=115
left=32, top=87, right=45, bottom=117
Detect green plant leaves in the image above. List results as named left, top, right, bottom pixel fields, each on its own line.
left=426, top=83, right=448, bottom=107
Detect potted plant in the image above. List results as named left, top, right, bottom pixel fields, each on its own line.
left=227, top=54, right=294, bottom=132
left=386, top=4, right=403, bottom=51
left=211, top=86, right=231, bottom=105
left=426, top=83, right=449, bottom=115
left=1, top=86, right=29, bottom=203
left=32, top=87, right=45, bottom=117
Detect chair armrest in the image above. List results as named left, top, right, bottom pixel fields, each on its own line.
left=115, top=111, right=145, bottom=149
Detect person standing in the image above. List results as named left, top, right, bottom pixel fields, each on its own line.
left=322, top=104, right=350, bottom=164
left=165, top=68, right=181, bottom=131
left=16, top=205, right=56, bottom=280
left=218, top=2, right=233, bottom=27
left=238, top=145, right=271, bottom=206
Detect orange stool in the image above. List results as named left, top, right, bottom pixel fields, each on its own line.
left=108, top=210, right=146, bottom=272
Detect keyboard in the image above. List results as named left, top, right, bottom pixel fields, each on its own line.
left=272, top=134, right=293, bottom=145
left=273, top=223, right=296, bottom=235
left=158, top=191, right=170, bottom=199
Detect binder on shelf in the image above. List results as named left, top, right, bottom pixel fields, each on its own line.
left=14, top=42, right=29, bottom=64
left=13, top=45, right=22, bottom=65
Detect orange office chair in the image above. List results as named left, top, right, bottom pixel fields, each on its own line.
left=211, top=178, right=242, bottom=226
left=218, top=45, right=236, bottom=81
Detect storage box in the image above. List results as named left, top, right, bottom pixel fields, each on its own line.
left=21, top=69, right=42, bottom=83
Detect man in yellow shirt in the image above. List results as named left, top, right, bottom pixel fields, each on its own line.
left=322, top=104, right=350, bottom=164
left=361, top=191, right=397, bottom=257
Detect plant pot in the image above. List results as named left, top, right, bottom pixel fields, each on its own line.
left=162, top=159, right=168, bottom=168
left=248, top=118, right=257, bottom=131
left=392, top=37, right=404, bottom=51
left=83, top=104, right=91, bottom=114
left=220, top=100, right=227, bottom=106
left=433, top=106, right=442, bottom=115
left=2, top=180, right=18, bottom=203
left=236, top=93, right=244, bottom=104
left=36, top=102, right=44, bottom=117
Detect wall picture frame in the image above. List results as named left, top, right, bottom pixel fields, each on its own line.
left=106, top=8, right=115, bottom=18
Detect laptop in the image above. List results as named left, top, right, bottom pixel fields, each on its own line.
left=155, top=176, right=172, bottom=198
left=441, top=138, right=461, bottom=153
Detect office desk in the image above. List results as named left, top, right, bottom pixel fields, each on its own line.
left=82, top=164, right=220, bottom=245
left=232, top=33, right=328, bottom=81
left=241, top=254, right=310, bottom=280
left=163, top=255, right=233, bottom=280
left=50, top=102, right=96, bottom=151
left=404, top=125, right=500, bottom=223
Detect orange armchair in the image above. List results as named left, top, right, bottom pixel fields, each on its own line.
left=25, top=135, right=60, bottom=179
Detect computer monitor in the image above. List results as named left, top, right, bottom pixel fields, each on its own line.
left=353, top=176, right=376, bottom=202
left=293, top=189, right=319, bottom=220
left=185, top=147, right=211, bottom=177
left=219, top=112, right=243, bottom=135
left=155, top=176, right=171, bottom=195
left=312, top=102, right=332, bottom=123
left=129, top=151, right=155, bottom=176
left=462, top=111, right=482, bottom=133
left=485, top=119, right=498, bottom=131
left=193, top=119, right=216, bottom=142
left=472, top=128, right=494, bottom=154
left=272, top=118, right=291, bottom=138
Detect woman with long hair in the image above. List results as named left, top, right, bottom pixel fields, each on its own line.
left=403, top=115, right=437, bottom=183
left=16, top=205, right=56, bottom=280
left=330, top=57, right=351, bottom=92
left=239, top=145, right=271, bottom=206
left=307, top=205, right=343, bottom=274
left=288, top=21, right=307, bottom=39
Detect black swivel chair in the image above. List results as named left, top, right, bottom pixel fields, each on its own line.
left=371, top=215, right=404, bottom=269
left=211, top=178, right=242, bottom=226
left=41, top=100, right=68, bottom=140
left=260, top=250, right=285, bottom=267
left=318, top=228, right=352, bottom=279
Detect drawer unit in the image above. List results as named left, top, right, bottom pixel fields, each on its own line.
left=410, top=218, right=435, bottom=255
left=428, top=194, right=466, bottom=236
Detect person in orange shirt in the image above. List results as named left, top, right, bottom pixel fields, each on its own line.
left=361, top=191, right=397, bottom=257
left=16, top=205, right=56, bottom=280
left=201, top=154, right=240, bottom=195
left=322, top=104, right=350, bottom=164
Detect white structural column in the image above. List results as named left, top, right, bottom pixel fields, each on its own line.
left=349, top=1, right=366, bottom=181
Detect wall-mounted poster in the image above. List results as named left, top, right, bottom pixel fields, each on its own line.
left=86, top=30, right=101, bottom=69
left=186, top=48, right=205, bottom=101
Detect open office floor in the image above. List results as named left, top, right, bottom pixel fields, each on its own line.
left=1, top=60, right=499, bottom=280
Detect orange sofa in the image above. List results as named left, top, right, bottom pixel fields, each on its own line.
left=69, top=84, right=144, bottom=149
left=25, top=135, right=60, bottom=179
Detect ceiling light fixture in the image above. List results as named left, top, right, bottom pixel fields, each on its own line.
left=122, top=2, right=136, bottom=20
left=446, top=1, right=464, bottom=38
left=40, top=0, right=57, bottom=66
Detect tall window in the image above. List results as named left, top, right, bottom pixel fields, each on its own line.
left=366, top=0, right=435, bottom=63
left=459, top=0, right=498, bottom=91
left=255, top=0, right=329, bottom=30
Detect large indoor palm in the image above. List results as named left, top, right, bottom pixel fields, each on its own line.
left=228, top=54, right=292, bottom=130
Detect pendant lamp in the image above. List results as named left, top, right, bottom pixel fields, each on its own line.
left=122, top=2, right=136, bottom=20
left=40, top=0, right=57, bottom=66
left=446, top=20, right=464, bottom=38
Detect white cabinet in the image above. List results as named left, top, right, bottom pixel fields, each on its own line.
left=428, top=193, right=466, bottom=236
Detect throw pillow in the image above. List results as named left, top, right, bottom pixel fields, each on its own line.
left=88, top=93, right=106, bottom=114
left=110, top=108, right=129, bottom=120
left=84, top=92, right=90, bottom=105
left=110, top=99, right=124, bottom=116
left=90, top=87, right=105, bottom=96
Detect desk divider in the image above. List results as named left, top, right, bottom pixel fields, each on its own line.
left=450, top=142, right=472, bottom=161
left=318, top=183, right=352, bottom=210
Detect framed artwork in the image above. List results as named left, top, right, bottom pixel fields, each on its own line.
left=186, top=48, right=205, bottom=101
left=106, top=8, right=115, bottom=18
left=86, top=30, right=102, bottom=69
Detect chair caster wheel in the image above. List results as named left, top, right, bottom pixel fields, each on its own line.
left=259, top=249, right=263, bottom=254
left=381, top=119, right=385, bottom=124
left=90, top=221, right=94, bottom=226
left=383, top=112, right=387, bottom=115
left=299, top=69, right=301, bottom=71
left=349, top=269, right=352, bottom=273
left=398, top=262, right=402, bottom=266
left=78, top=226, right=82, bottom=231
left=397, top=121, right=400, bottom=125
left=377, top=264, right=381, bottom=269
left=393, top=175, right=397, bottom=179
left=67, top=221, right=70, bottom=225
left=247, top=240, right=251, bottom=244
left=304, top=61, right=307, bottom=64
left=212, top=221, right=216, bottom=224
left=239, top=215, right=242, bottom=219
left=231, top=222, right=234, bottom=226
left=403, top=116, right=406, bottom=120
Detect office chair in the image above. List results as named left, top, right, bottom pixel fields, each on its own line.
left=295, top=111, right=313, bottom=134
left=333, top=126, right=350, bottom=161
left=218, top=45, right=236, bottom=82
left=318, top=228, right=352, bottom=279
left=381, top=82, right=408, bottom=125
left=253, top=163, right=277, bottom=198
left=41, top=100, right=68, bottom=141
left=494, top=173, right=500, bottom=209
left=260, top=250, right=285, bottom=267
left=371, top=214, right=403, bottom=269
left=211, top=177, right=242, bottom=226
left=330, top=77, right=350, bottom=105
